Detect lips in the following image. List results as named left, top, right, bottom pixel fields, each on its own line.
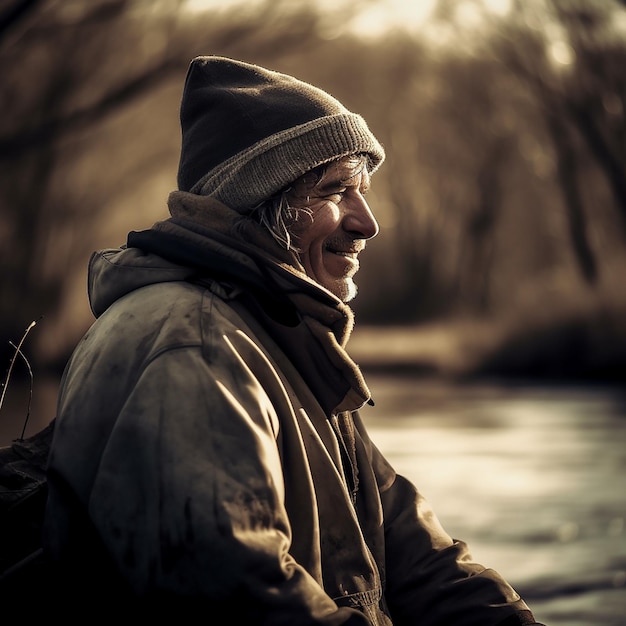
left=325, top=243, right=364, bottom=257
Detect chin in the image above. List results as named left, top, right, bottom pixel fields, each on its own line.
left=337, top=280, right=358, bottom=303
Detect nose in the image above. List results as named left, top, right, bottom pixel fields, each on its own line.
left=344, top=194, right=379, bottom=240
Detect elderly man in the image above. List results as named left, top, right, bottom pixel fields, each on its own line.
left=43, top=56, right=545, bottom=625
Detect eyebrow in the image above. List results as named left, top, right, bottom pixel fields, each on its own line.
left=317, top=173, right=370, bottom=194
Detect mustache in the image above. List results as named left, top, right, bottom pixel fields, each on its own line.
left=325, top=236, right=367, bottom=254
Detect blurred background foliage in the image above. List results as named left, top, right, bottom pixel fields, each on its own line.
left=1, top=0, right=626, bottom=383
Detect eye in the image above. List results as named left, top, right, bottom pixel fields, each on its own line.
left=326, top=189, right=346, bottom=202
left=326, top=191, right=346, bottom=202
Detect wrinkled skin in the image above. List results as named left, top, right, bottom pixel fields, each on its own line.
left=287, top=156, right=378, bottom=303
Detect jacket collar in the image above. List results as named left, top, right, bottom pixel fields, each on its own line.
left=126, top=191, right=371, bottom=414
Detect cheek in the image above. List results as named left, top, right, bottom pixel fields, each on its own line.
left=292, top=204, right=340, bottom=248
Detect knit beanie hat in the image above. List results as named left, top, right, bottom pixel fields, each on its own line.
left=177, top=56, right=385, bottom=211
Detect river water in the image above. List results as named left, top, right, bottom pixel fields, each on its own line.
left=360, top=371, right=626, bottom=626
left=1, top=374, right=625, bottom=624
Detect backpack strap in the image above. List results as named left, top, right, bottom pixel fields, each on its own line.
left=0, top=418, right=55, bottom=577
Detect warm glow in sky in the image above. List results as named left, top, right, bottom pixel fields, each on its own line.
left=331, top=0, right=437, bottom=37
left=184, top=0, right=513, bottom=38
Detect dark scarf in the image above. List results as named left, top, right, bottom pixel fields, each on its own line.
left=126, top=191, right=372, bottom=415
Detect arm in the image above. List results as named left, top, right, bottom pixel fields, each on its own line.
left=87, top=342, right=369, bottom=625
left=352, top=412, right=543, bottom=626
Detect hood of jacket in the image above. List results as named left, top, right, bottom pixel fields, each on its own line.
left=87, top=191, right=372, bottom=413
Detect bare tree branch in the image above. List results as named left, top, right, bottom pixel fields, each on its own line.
left=0, top=57, right=186, bottom=159
left=0, top=0, right=40, bottom=38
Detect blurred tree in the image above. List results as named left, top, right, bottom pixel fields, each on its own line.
left=494, top=0, right=626, bottom=285
left=1, top=0, right=187, bottom=371
left=0, top=0, right=332, bottom=371
left=1, top=0, right=625, bottom=383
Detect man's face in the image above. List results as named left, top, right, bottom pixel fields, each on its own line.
left=286, top=156, right=378, bottom=303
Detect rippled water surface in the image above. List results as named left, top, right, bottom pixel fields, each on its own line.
left=361, top=373, right=626, bottom=626
left=2, top=375, right=625, bottom=624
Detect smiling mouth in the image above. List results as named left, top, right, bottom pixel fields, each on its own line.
left=326, top=244, right=363, bottom=258
left=324, top=247, right=361, bottom=277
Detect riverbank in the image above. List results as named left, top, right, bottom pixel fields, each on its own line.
left=360, top=373, right=626, bottom=626
left=350, top=317, right=626, bottom=382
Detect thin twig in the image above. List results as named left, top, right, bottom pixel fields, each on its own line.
left=0, top=318, right=41, bottom=424
left=8, top=341, right=34, bottom=440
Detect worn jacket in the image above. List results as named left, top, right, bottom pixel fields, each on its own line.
left=43, top=192, right=541, bottom=624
